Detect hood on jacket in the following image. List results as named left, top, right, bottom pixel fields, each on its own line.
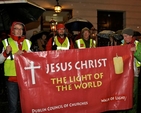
left=10, top=22, right=26, bottom=41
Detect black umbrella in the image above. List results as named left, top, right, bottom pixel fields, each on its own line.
left=30, top=31, right=48, bottom=42
left=134, top=31, right=141, bottom=36
left=113, top=34, right=123, bottom=41
left=0, top=0, right=45, bottom=32
left=30, top=31, right=48, bottom=51
left=65, top=17, right=93, bottom=31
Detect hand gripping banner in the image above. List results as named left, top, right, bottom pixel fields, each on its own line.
left=15, top=45, right=134, bottom=113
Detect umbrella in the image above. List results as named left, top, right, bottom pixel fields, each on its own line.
left=30, top=30, right=48, bottom=51
left=97, top=30, right=115, bottom=39
left=113, top=34, right=123, bottom=41
left=0, top=0, right=45, bottom=32
left=30, top=31, right=48, bottom=42
left=134, top=31, right=141, bottom=36
left=113, top=30, right=123, bottom=41
left=65, top=17, right=93, bottom=31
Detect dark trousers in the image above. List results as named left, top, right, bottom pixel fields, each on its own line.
left=6, top=81, right=19, bottom=113
left=117, top=77, right=138, bottom=113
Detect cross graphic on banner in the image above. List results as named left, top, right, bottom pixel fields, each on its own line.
left=24, top=61, right=40, bottom=84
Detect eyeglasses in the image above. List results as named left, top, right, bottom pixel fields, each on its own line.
left=14, top=28, right=23, bottom=31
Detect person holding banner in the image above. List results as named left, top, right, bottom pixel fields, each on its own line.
left=46, top=23, right=74, bottom=50
left=0, top=22, right=32, bottom=113
left=117, top=28, right=141, bottom=113
left=75, top=27, right=96, bottom=49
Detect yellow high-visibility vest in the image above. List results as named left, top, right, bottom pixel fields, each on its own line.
left=2, top=38, right=31, bottom=76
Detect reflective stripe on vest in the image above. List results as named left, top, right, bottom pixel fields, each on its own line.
left=135, top=40, right=141, bottom=67
left=2, top=38, right=31, bottom=76
left=4, top=39, right=31, bottom=59
left=76, top=39, right=84, bottom=49
left=76, top=39, right=93, bottom=49
left=93, top=40, right=96, bottom=47
left=3, top=39, right=15, bottom=59
left=54, top=36, right=70, bottom=50
left=25, top=39, right=31, bottom=50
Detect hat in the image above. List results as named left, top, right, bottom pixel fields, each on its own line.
left=122, top=28, right=134, bottom=36
left=56, top=24, right=65, bottom=30
left=81, top=27, right=90, bottom=33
